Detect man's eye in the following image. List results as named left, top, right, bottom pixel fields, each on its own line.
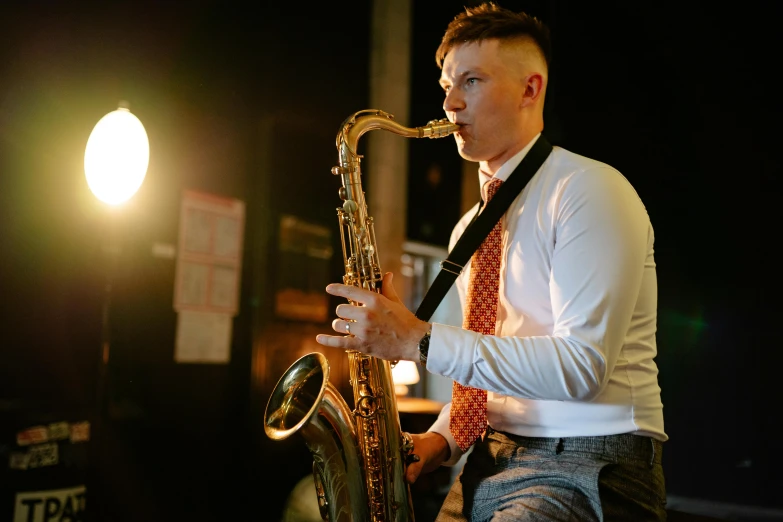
left=466, top=78, right=478, bottom=86
left=442, top=85, right=451, bottom=94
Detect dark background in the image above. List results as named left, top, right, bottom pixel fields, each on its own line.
left=1, top=1, right=780, bottom=521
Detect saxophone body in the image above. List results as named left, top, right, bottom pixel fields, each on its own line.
left=264, top=110, right=459, bottom=522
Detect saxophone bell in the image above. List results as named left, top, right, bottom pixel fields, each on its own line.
left=264, top=352, right=369, bottom=522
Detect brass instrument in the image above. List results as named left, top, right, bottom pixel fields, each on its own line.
left=264, top=110, right=459, bottom=522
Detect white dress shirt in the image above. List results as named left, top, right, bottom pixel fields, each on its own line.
left=427, top=135, right=666, bottom=466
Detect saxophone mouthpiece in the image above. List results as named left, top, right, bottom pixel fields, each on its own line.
left=423, top=118, right=460, bottom=138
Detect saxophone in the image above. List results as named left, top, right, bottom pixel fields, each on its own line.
left=264, top=110, right=459, bottom=522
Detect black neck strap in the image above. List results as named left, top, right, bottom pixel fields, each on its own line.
left=415, top=136, right=553, bottom=321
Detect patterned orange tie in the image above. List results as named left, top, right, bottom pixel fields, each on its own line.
left=450, top=177, right=504, bottom=451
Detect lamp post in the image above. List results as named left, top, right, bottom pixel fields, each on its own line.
left=83, top=102, right=148, bottom=515
left=84, top=101, right=148, bottom=411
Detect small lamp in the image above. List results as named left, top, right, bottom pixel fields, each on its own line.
left=392, top=360, right=420, bottom=396
left=84, top=102, right=149, bottom=205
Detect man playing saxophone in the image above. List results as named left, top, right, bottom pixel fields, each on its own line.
left=317, top=3, right=666, bottom=520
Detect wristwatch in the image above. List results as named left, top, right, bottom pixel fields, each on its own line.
left=418, top=326, right=432, bottom=366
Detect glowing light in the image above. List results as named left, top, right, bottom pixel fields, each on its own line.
left=392, top=360, right=420, bottom=396
left=84, top=106, right=149, bottom=205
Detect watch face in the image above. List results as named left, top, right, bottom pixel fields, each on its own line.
left=419, top=338, right=428, bottom=364
left=419, top=332, right=430, bottom=355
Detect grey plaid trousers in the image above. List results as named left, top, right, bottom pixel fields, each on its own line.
left=436, top=427, right=667, bottom=522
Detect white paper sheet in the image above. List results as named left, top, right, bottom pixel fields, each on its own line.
left=174, top=310, right=232, bottom=363
left=173, top=191, right=245, bottom=364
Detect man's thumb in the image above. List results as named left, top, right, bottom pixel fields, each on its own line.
left=405, top=461, right=422, bottom=484
left=382, top=272, right=401, bottom=303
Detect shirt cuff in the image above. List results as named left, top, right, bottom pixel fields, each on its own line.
left=427, top=322, right=480, bottom=384
left=427, top=402, right=465, bottom=467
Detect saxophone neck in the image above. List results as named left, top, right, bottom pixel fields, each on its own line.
left=331, top=110, right=460, bottom=210
left=334, top=110, right=460, bottom=171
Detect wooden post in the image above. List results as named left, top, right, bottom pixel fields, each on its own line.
left=366, top=0, right=412, bottom=303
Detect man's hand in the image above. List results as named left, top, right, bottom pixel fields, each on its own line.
left=315, top=272, right=430, bottom=362
left=405, top=432, right=450, bottom=484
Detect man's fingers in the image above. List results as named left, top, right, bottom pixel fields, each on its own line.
left=335, top=303, right=366, bottom=321
left=326, top=283, right=378, bottom=305
left=331, top=318, right=357, bottom=335
left=315, top=333, right=360, bottom=349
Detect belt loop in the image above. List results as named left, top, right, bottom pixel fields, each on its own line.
left=649, top=439, right=656, bottom=468
left=556, top=438, right=565, bottom=455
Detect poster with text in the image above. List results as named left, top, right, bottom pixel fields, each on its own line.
left=174, top=190, right=245, bottom=363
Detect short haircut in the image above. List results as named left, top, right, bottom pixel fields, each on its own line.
left=435, top=2, right=552, bottom=70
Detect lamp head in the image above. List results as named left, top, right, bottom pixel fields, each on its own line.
left=392, top=360, right=420, bottom=396
left=84, top=103, right=149, bottom=205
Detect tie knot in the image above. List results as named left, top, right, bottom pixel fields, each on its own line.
left=483, top=178, right=503, bottom=203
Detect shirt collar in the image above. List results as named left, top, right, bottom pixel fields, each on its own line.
left=477, top=133, right=542, bottom=193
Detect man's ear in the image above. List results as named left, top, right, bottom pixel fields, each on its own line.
left=521, top=73, right=545, bottom=107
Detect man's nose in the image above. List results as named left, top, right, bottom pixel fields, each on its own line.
left=443, top=88, right=465, bottom=114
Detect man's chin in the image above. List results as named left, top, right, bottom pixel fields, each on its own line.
left=456, top=144, right=478, bottom=162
